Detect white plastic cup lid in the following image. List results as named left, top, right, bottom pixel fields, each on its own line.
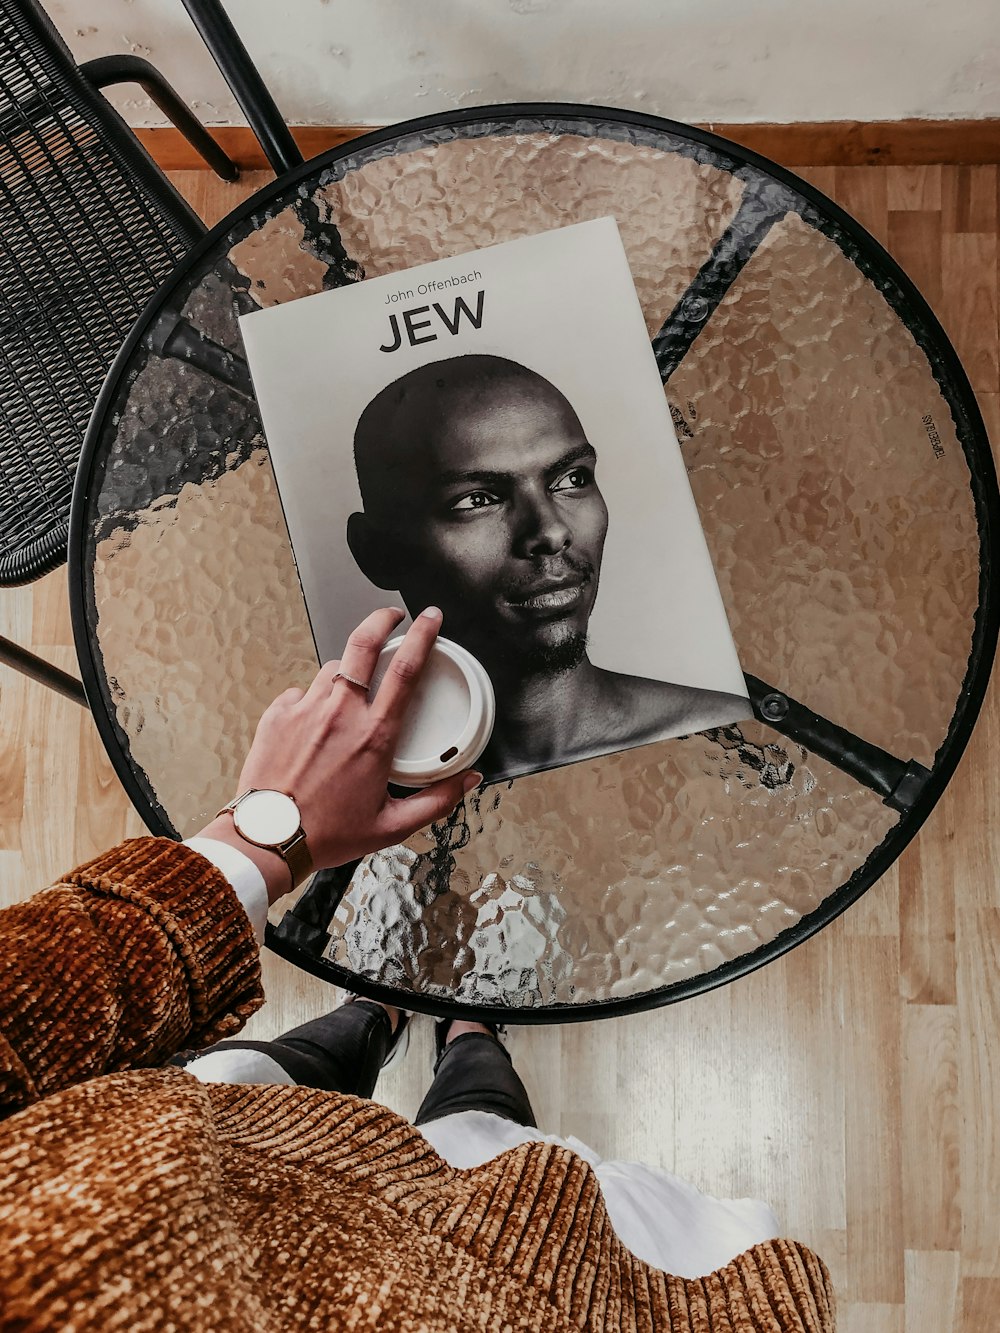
left=368, top=635, right=495, bottom=787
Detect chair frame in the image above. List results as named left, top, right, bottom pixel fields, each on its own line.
left=180, top=0, right=304, bottom=176
left=0, top=0, right=239, bottom=705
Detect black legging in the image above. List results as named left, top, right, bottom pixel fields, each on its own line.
left=184, top=1000, right=536, bottom=1128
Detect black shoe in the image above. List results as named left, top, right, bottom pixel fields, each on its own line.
left=433, top=1018, right=506, bottom=1070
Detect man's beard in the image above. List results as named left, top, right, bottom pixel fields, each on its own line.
left=519, top=627, right=589, bottom=676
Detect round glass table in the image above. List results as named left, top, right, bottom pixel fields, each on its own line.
left=70, top=104, right=998, bottom=1023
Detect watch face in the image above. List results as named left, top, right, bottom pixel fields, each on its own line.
left=232, top=789, right=300, bottom=845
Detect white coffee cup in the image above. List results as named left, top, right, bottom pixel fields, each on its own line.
left=368, top=635, right=495, bottom=787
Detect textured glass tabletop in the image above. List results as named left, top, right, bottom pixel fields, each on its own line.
left=72, top=106, right=998, bottom=1021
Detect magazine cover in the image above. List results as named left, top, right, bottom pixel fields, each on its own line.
left=239, top=217, right=751, bottom=783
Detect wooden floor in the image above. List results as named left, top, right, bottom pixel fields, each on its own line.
left=1, top=163, right=997, bottom=1332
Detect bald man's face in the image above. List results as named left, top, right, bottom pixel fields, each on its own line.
left=352, top=380, right=609, bottom=676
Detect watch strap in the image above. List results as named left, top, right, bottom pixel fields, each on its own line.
left=280, top=828, right=313, bottom=889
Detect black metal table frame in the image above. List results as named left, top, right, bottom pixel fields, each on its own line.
left=69, top=102, right=999, bottom=1024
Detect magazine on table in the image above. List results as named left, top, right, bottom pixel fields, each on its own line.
left=239, top=216, right=751, bottom=783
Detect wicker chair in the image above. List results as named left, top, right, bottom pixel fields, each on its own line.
left=0, top=0, right=238, bottom=704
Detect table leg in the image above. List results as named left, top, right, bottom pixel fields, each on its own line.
left=0, top=634, right=88, bottom=706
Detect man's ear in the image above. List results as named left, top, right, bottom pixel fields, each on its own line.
left=346, top=511, right=402, bottom=590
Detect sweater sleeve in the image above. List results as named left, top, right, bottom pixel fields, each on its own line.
left=0, top=837, right=264, bottom=1119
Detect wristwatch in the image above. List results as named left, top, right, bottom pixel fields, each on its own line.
left=217, top=789, right=313, bottom=891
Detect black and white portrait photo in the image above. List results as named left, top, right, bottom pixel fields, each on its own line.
left=345, top=353, right=750, bottom=781
left=240, top=218, right=752, bottom=783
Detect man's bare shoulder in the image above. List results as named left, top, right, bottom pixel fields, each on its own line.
left=596, top=669, right=752, bottom=742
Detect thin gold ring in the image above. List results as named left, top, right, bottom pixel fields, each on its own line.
left=334, top=671, right=370, bottom=692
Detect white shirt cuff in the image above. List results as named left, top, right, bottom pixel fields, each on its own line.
left=183, top=837, right=269, bottom=944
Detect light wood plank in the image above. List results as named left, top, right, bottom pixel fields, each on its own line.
left=901, top=1006, right=960, bottom=1250
left=961, top=1278, right=1000, bottom=1331
left=886, top=210, right=943, bottom=311
left=940, top=233, right=999, bottom=393
left=558, top=1016, right=621, bottom=1151
left=758, top=934, right=847, bottom=1238
left=793, top=165, right=837, bottom=198
left=957, top=908, right=1000, bottom=1276
left=942, top=165, right=999, bottom=235
left=72, top=708, right=135, bottom=864
left=29, top=574, right=71, bottom=647
left=899, top=811, right=956, bottom=1005
left=168, top=168, right=272, bottom=230
left=886, top=166, right=943, bottom=212
left=941, top=675, right=1000, bottom=916
left=833, top=167, right=891, bottom=247
left=610, top=1009, right=680, bottom=1169
left=0, top=684, right=26, bottom=849
left=845, top=936, right=905, bottom=1304
left=904, top=1250, right=959, bottom=1333
left=845, top=868, right=900, bottom=938
left=840, top=1305, right=904, bottom=1333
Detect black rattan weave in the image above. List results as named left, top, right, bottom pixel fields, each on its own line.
left=0, top=0, right=205, bottom=585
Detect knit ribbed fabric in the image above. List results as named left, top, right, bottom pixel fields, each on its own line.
left=0, top=838, right=263, bottom=1116
left=0, top=839, right=835, bottom=1331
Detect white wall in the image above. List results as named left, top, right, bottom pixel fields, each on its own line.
left=50, top=0, right=1000, bottom=126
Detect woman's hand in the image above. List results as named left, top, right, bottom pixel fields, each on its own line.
left=197, top=606, right=481, bottom=901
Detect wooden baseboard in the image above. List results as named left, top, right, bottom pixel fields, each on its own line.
left=137, top=118, right=1000, bottom=173
left=137, top=125, right=362, bottom=173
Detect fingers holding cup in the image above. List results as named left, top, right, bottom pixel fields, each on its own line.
left=368, top=606, right=442, bottom=723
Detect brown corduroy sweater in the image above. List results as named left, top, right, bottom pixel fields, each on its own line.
left=0, top=837, right=835, bottom=1331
